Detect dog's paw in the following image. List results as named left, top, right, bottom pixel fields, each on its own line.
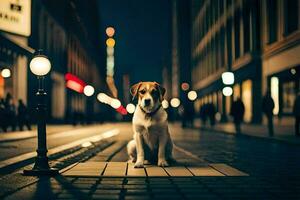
left=158, top=159, right=169, bottom=167
left=144, top=160, right=151, bottom=165
left=134, top=161, right=144, bottom=168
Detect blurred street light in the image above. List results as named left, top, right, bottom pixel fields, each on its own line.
left=222, top=86, right=233, bottom=96
left=170, top=98, right=180, bottom=108
left=1, top=68, right=11, bottom=78
left=23, top=50, right=58, bottom=176
left=97, top=93, right=109, bottom=103
left=181, top=82, right=190, bottom=91
left=126, top=103, right=135, bottom=114
left=290, top=68, right=296, bottom=75
left=106, top=38, right=115, bottom=47
left=222, top=72, right=234, bottom=85
left=111, top=98, right=121, bottom=109
left=106, top=27, right=115, bottom=37
left=162, top=99, right=169, bottom=109
left=188, top=90, right=197, bottom=101
left=83, top=85, right=95, bottom=97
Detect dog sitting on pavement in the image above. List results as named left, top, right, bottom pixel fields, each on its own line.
left=127, top=81, right=174, bottom=168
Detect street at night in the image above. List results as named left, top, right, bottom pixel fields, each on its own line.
left=1, top=0, right=300, bottom=199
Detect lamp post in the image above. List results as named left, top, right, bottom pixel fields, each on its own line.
left=23, top=50, right=58, bottom=176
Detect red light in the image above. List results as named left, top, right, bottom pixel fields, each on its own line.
left=116, top=106, right=127, bottom=115
left=65, top=73, right=86, bottom=93
left=66, top=80, right=84, bottom=93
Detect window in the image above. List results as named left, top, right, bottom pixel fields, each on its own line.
left=266, top=0, right=278, bottom=43
left=284, top=0, right=299, bottom=35
left=243, top=3, right=250, bottom=53
left=234, top=10, right=240, bottom=59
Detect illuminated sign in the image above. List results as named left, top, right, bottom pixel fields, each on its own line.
left=0, top=0, right=31, bottom=36
left=65, top=73, right=86, bottom=93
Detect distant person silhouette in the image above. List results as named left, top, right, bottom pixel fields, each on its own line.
left=293, top=91, right=300, bottom=136
left=199, top=104, right=208, bottom=126
left=0, top=98, right=7, bottom=132
left=207, top=103, right=216, bottom=126
left=262, top=91, right=275, bottom=136
left=181, top=94, right=195, bottom=128
left=18, top=99, right=32, bottom=131
left=230, top=98, right=245, bottom=134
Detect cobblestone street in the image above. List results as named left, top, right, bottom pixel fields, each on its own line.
left=1, top=123, right=300, bottom=200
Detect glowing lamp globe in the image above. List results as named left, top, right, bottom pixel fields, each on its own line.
left=222, top=72, right=234, bottom=85
left=188, top=91, right=197, bottom=101
left=1, top=68, right=11, bottom=78
left=83, top=85, right=95, bottom=96
left=30, top=55, right=51, bottom=76
left=170, top=98, right=180, bottom=108
left=162, top=99, right=169, bottom=109
left=222, top=86, right=233, bottom=96
left=111, top=99, right=121, bottom=109
left=126, top=103, right=136, bottom=114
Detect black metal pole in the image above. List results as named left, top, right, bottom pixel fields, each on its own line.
left=23, top=76, right=58, bottom=176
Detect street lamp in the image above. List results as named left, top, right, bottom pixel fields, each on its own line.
left=23, top=50, right=58, bottom=176
left=221, top=71, right=234, bottom=97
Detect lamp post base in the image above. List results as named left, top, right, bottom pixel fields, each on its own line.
left=23, top=168, right=59, bottom=176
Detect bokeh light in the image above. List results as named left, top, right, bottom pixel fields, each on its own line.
left=111, top=99, right=121, bottom=109
left=106, top=38, right=115, bottom=47
left=1, top=68, right=11, bottom=78
left=222, top=86, right=233, bottom=96
left=188, top=91, right=197, bottom=101
left=162, top=99, right=169, bottom=109
left=181, top=82, right=190, bottom=91
left=126, top=103, right=136, bottom=114
left=170, top=98, right=180, bottom=108
left=106, top=27, right=115, bottom=37
left=83, top=85, right=95, bottom=97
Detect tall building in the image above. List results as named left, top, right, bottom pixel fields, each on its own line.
left=0, top=0, right=106, bottom=123
left=191, top=0, right=300, bottom=123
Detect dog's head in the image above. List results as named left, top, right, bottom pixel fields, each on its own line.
left=130, top=82, right=166, bottom=113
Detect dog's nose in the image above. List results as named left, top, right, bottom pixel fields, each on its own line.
left=144, top=99, right=151, bottom=106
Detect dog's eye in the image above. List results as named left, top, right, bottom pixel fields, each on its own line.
left=139, top=90, right=146, bottom=94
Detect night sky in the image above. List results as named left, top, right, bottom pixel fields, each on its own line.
left=97, top=0, right=171, bottom=87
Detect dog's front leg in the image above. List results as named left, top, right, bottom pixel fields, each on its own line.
left=158, top=135, right=169, bottom=167
left=134, top=132, right=144, bottom=168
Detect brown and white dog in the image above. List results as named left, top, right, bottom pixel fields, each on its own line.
left=127, top=81, right=174, bottom=168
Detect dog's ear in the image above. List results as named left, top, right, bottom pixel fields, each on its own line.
left=154, top=82, right=166, bottom=101
left=130, top=82, right=142, bottom=100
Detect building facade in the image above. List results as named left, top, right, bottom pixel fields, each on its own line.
left=191, top=0, right=300, bottom=123
left=0, top=0, right=106, bottom=123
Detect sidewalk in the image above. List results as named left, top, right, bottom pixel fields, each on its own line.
left=0, top=125, right=77, bottom=142
left=197, top=117, right=300, bottom=145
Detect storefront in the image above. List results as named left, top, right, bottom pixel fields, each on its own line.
left=268, top=66, right=300, bottom=116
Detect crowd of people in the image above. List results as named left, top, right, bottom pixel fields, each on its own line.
left=0, top=93, right=31, bottom=132
left=180, top=90, right=300, bottom=137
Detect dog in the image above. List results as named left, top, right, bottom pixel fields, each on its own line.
left=127, top=81, right=174, bottom=168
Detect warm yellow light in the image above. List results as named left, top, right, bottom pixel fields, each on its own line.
left=83, top=85, right=95, bottom=97
left=222, top=87, right=233, bottom=96
left=170, top=98, right=180, bottom=108
left=97, top=93, right=109, bottom=103
left=271, top=77, right=279, bottom=115
left=188, top=91, right=197, bottom=101
left=1, top=68, right=11, bottom=78
left=106, top=27, right=115, bottom=37
left=30, top=55, right=51, bottom=76
left=106, top=38, right=115, bottom=47
left=126, top=103, right=136, bottom=114
left=111, top=99, right=121, bottom=109
left=162, top=100, right=169, bottom=109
